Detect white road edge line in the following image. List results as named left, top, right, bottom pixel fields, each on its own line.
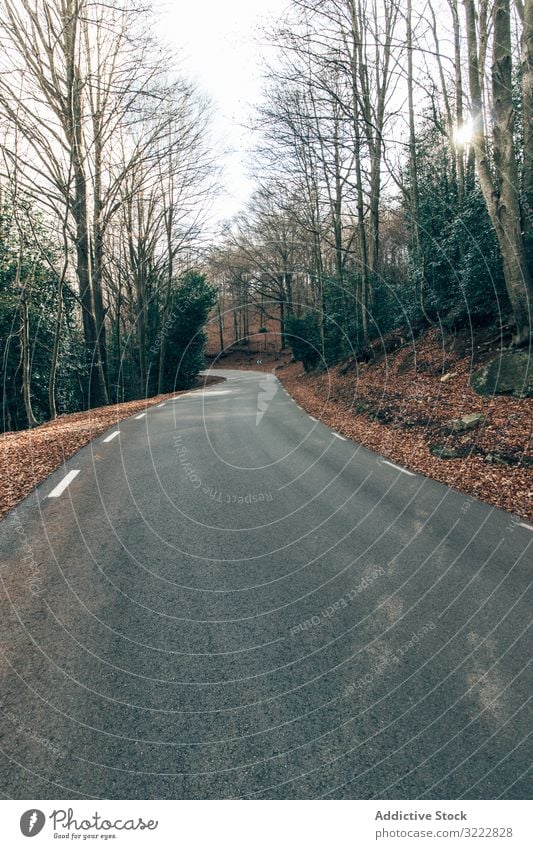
left=48, top=470, right=80, bottom=499
left=381, top=459, right=416, bottom=477
left=103, top=430, right=120, bottom=443
left=310, top=416, right=317, bottom=422
left=135, top=413, right=146, bottom=420
left=333, top=433, right=347, bottom=441
left=518, top=522, right=533, bottom=532
left=157, top=402, right=166, bottom=408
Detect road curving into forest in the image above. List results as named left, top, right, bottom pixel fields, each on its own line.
left=0, top=369, right=531, bottom=799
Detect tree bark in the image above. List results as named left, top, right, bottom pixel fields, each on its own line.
left=450, top=0, right=466, bottom=202
left=19, top=285, right=38, bottom=428
left=407, top=0, right=426, bottom=320
left=63, top=0, right=108, bottom=406
left=520, top=0, right=533, bottom=252
left=464, top=0, right=532, bottom=344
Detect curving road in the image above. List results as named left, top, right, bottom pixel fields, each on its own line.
left=0, top=369, right=531, bottom=799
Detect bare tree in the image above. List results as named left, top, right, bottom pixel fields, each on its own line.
left=464, top=0, right=532, bottom=344
left=519, top=0, right=533, bottom=250
left=0, top=0, right=189, bottom=405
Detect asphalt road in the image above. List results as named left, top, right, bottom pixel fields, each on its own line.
left=0, top=369, right=531, bottom=799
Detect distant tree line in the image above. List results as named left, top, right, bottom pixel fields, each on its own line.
left=210, top=0, right=532, bottom=368
left=0, top=0, right=216, bottom=432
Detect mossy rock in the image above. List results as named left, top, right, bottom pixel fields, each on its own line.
left=447, top=412, right=485, bottom=433
left=430, top=444, right=461, bottom=460
left=470, top=351, right=533, bottom=398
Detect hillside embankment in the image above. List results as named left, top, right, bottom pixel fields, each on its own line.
left=210, top=327, right=532, bottom=521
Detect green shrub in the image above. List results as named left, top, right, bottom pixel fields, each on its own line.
left=286, top=314, right=322, bottom=370
left=159, top=272, right=217, bottom=391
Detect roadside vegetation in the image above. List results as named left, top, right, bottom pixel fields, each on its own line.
left=213, top=341, right=532, bottom=521
left=209, top=0, right=531, bottom=380
left=0, top=0, right=217, bottom=433
left=0, top=0, right=531, bottom=520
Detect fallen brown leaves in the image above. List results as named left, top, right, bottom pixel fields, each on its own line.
left=0, top=376, right=223, bottom=520
left=216, top=330, right=532, bottom=521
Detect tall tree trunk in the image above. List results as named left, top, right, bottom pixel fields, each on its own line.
left=217, top=294, right=225, bottom=353
left=92, top=136, right=108, bottom=392
left=20, top=289, right=38, bottom=428
left=465, top=0, right=532, bottom=345
left=115, top=286, right=122, bottom=402
left=521, top=0, right=533, bottom=254
left=284, top=270, right=294, bottom=320
left=333, top=119, right=344, bottom=284
left=347, top=9, right=369, bottom=342
left=63, top=1, right=108, bottom=407
left=74, top=163, right=108, bottom=406
left=14, top=240, right=37, bottom=426
left=136, top=262, right=148, bottom=396
left=450, top=0, right=466, bottom=202
left=48, top=274, right=63, bottom=420
left=48, top=206, right=70, bottom=419
left=86, top=10, right=109, bottom=396
left=493, top=0, right=532, bottom=343
left=368, top=150, right=381, bottom=282
left=407, top=0, right=426, bottom=320
left=158, top=202, right=174, bottom=394
left=157, top=294, right=170, bottom=395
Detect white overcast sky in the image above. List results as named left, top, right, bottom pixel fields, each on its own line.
left=156, top=0, right=289, bottom=226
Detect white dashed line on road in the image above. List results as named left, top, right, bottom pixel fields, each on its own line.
left=310, top=416, right=317, bottom=422
left=333, top=433, right=347, bottom=441
left=135, top=413, right=146, bottom=420
left=157, top=403, right=166, bottom=408
left=381, top=459, right=416, bottom=477
left=103, top=430, right=120, bottom=443
left=518, top=522, right=533, bottom=532
left=48, top=470, right=80, bottom=499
